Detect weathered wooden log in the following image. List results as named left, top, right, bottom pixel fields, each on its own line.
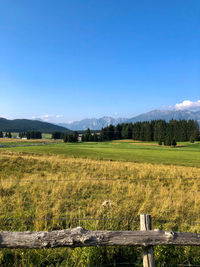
left=140, top=214, right=155, bottom=267
left=1, top=227, right=200, bottom=248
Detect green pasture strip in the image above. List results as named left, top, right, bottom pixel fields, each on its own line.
left=0, top=142, right=43, bottom=147
left=0, top=139, right=63, bottom=147
left=2, top=140, right=200, bottom=167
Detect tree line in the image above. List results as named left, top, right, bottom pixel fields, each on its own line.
left=0, top=131, right=12, bottom=138
left=52, top=131, right=79, bottom=142
left=99, top=119, right=199, bottom=144
left=56, top=119, right=200, bottom=144
left=53, top=130, right=97, bottom=143
left=19, top=131, right=42, bottom=139
left=58, top=129, right=99, bottom=143
left=1, top=120, right=199, bottom=145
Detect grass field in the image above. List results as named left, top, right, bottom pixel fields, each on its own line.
left=0, top=140, right=200, bottom=266
left=0, top=137, right=62, bottom=147
left=2, top=139, right=200, bottom=167
left=1, top=133, right=52, bottom=139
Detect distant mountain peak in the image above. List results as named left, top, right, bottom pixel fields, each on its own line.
left=58, top=109, right=200, bottom=130
left=58, top=116, right=127, bottom=131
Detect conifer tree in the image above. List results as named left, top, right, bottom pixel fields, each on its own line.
left=73, top=131, right=78, bottom=142
left=158, top=139, right=162, bottom=146
left=165, top=136, right=172, bottom=146
left=132, top=122, right=141, bottom=140
left=93, top=133, right=98, bottom=141
left=85, top=128, right=91, bottom=141
left=172, top=138, right=177, bottom=147
left=114, top=124, right=122, bottom=139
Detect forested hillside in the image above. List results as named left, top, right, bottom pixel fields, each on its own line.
left=0, top=118, right=71, bottom=133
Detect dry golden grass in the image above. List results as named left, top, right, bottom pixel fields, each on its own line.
left=112, top=139, right=139, bottom=143
left=1, top=150, right=200, bottom=266
left=112, top=139, right=186, bottom=147
left=0, top=150, right=200, bottom=233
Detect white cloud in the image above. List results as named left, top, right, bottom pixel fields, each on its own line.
left=175, top=100, right=200, bottom=110
left=55, top=115, right=63, bottom=118
left=31, top=114, right=63, bottom=122
left=67, top=120, right=74, bottom=124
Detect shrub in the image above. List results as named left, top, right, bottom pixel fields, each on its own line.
left=190, top=136, right=195, bottom=143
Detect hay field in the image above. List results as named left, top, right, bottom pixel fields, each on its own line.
left=1, top=148, right=200, bottom=266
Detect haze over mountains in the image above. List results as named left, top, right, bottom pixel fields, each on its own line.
left=59, top=117, right=126, bottom=131
left=59, top=109, right=200, bottom=130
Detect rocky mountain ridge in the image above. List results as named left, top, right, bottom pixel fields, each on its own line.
left=59, top=110, right=200, bottom=130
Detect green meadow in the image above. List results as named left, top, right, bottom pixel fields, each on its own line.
left=2, top=140, right=200, bottom=167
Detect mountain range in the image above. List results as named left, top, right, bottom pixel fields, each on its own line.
left=59, top=109, right=200, bottom=130
left=59, top=117, right=126, bottom=131
left=1, top=109, right=200, bottom=133
left=0, top=118, right=71, bottom=133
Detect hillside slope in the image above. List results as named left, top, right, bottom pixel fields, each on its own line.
left=0, top=118, right=71, bottom=133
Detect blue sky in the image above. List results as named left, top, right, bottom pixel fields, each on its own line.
left=0, top=0, right=199, bottom=122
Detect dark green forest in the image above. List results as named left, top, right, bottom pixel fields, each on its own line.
left=99, top=119, right=199, bottom=142
left=62, top=119, right=200, bottom=144
left=19, top=131, right=42, bottom=139
left=0, top=118, right=71, bottom=133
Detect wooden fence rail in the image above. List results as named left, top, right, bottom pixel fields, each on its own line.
left=1, top=214, right=200, bottom=267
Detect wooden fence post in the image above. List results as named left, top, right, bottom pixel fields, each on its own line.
left=140, top=214, right=155, bottom=267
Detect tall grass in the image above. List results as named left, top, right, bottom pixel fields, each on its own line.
left=1, top=150, right=200, bottom=266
